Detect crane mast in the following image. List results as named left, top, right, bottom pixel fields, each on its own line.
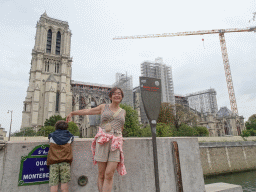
left=114, top=27, right=256, bottom=115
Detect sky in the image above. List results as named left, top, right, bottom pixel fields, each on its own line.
left=0, top=0, right=256, bottom=135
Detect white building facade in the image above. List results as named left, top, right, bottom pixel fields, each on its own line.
left=141, top=57, right=175, bottom=105
left=186, top=88, right=218, bottom=115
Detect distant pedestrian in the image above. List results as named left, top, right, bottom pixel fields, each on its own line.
left=47, top=120, right=74, bottom=192
left=67, top=87, right=127, bottom=192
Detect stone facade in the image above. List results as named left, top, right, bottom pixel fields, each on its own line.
left=71, top=81, right=112, bottom=137
left=21, top=12, right=72, bottom=128
left=0, top=125, right=7, bottom=141
left=198, top=107, right=245, bottom=137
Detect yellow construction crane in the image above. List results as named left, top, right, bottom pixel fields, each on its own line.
left=114, top=26, right=256, bottom=115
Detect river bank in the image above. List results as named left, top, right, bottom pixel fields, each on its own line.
left=205, top=170, right=256, bottom=192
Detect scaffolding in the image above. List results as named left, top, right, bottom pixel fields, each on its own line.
left=113, top=73, right=133, bottom=107
left=186, top=88, right=218, bottom=115
left=141, top=58, right=175, bottom=105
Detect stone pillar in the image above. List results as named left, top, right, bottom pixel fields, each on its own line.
left=67, top=32, right=71, bottom=56
left=31, top=84, right=40, bottom=126
left=34, top=23, right=41, bottom=50
left=39, top=25, right=45, bottom=51
left=51, top=30, right=56, bottom=55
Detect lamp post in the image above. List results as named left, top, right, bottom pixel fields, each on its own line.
left=7, top=110, right=13, bottom=141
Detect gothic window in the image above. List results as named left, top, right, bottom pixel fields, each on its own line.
left=54, top=62, right=60, bottom=73
left=56, top=91, right=60, bottom=112
left=47, top=61, right=49, bottom=72
left=46, top=29, right=52, bottom=53
left=24, top=103, right=27, bottom=112
left=57, top=63, right=60, bottom=73
left=45, top=61, right=50, bottom=72
left=56, top=31, right=61, bottom=55
left=79, top=96, right=86, bottom=110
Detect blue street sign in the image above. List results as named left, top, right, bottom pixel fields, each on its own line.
left=18, top=144, right=50, bottom=186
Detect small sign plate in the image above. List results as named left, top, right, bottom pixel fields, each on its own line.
left=18, top=144, right=50, bottom=186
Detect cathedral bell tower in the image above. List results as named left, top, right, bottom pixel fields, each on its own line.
left=21, top=12, right=72, bottom=128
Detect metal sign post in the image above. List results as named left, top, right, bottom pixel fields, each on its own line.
left=140, top=77, right=161, bottom=192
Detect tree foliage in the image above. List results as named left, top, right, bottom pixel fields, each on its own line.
left=195, top=126, right=209, bottom=136
left=242, top=114, right=256, bottom=137
left=12, top=127, right=36, bottom=137
left=245, top=114, right=256, bottom=131
left=139, top=123, right=174, bottom=137
left=157, top=103, right=175, bottom=125
left=36, top=126, right=55, bottom=137
left=68, top=121, right=80, bottom=136
left=173, top=124, right=198, bottom=137
left=175, top=104, right=198, bottom=129
left=44, top=115, right=65, bottom=126
left=120, top=103, right=141, bottom=137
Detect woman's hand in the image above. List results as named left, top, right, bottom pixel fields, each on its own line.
left=66, top=112, right=73, bottom=123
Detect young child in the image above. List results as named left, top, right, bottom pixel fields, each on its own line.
left=47, top=120, right=74, bottom=192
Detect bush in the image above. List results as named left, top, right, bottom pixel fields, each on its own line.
left=36, top=126, right=55, bottom=137
left=156, top=123, right=173, bottom=137
left=139, top=123, right=174, bottom=137
left=44, top=115, right=65, bottom=126
left=139, top=125, right=152, bottom=137
left=68, top=122, right=80, bottom=136
left=173, top=124, right=198, bottom=137
left=195, top=126, right=209, bottom=137
left=241, top=130, right=251, bottom=137
left=120, top=104, right=141, bottom=137
left=12, top=127, right=36, bottom=137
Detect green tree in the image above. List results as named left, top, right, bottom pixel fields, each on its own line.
left=245, top=114, right=256, bottom=131
left=139, top=125, right=152, bottom=137
left=12, top=127, right=36, bottom=137
left=44, top=115, right=65, bottom=126
left=173, top=124, right=198, bottom=137
left=157, top=103, right=175, bottom=125
left=195, top=126, right=209, bottom=137
left=68, top=121, right=80, bottom=136
left=241, top=130, right=251, bottom=137
left=156, top=123, right=173, bottom=137
left=120, top=103, right=140, bottom=137
left=36, top=126, right=55, bottom=137
left=139, top=123, right=174, bottom=137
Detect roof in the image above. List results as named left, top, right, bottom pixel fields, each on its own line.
left=217, top=107, right=235, bottom=118
left=71, top=80, right=112, bottom=89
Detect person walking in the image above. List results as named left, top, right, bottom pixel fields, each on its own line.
left=66, top=87, right=127, bottom=192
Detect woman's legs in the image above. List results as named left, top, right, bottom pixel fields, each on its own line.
left=102, top=162, right=118, bottom=192
left=98, top=162, right=108, bottom=192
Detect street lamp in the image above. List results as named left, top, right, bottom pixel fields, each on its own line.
left=7, top=110, right=13, bottom=141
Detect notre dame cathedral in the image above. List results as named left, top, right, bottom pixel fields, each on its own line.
left=21, top=12, right=112, bottom=137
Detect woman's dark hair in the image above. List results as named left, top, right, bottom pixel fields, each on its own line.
left=55, top=120, right=68, bottom=130
left=109, top=87, right=124, bottom=102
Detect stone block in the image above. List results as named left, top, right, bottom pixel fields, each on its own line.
left=0, top=137, right=205, bottom=192
left=205, top=182, right=243, bottom=192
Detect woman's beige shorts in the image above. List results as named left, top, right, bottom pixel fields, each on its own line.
left=94, top=137, right=120, bottom=162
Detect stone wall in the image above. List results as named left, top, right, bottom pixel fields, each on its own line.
left=0, top=137, right=205, bottom=192
left=199, top=141, right=256, bottom=176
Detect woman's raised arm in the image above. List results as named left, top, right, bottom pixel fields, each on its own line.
left=66, top=104, right=104, bottom=122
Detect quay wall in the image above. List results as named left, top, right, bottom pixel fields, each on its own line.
left=199, top=141, right=256, bottom=176
left=0, top=137, right=205, bottom=192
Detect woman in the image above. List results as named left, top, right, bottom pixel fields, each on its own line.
left=66, top=87, right=127, bottom=192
